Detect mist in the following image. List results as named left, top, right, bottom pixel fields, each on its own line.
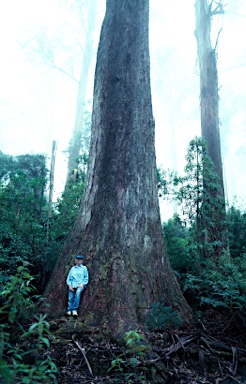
left=0, top=0, right=245, bottom=220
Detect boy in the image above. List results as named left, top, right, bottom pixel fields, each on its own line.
left=66, top=255, right=89, bottom=316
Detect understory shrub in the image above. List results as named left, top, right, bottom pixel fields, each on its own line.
left=0, top=262, right=58, bottom=383
left=146, top=303, right=183, bottom=332
left=108, top=331, right=150, bottom=383
left=182, top=255, right=246, bottom=313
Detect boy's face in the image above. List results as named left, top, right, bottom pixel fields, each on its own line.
left=76, top=258, right=83, bottom=265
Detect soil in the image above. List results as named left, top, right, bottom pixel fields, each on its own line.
left=44, top=310, right=246, bottom=384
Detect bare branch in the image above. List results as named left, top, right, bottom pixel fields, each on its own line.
left=52, top=65, right=79, bottom=82
left=209, top=0, right=216, bottom=10
left=209, top=0, right=225, bottom=16
left=66, top=23, right=85, bottom=54
left=214, top=27, right=222, bottom=50
left=72, top=334, right=93, bottom=377
left=21, top=65, right=79, bottom=82
left=76, top=0, right=87, bottom=35
left=75, top=37, right=85, bottom=55
left=211, top=5, right=225, bottom=16
left=209, top=0, right=216, bottom=14
left=24, top=67, right=54, bottom=77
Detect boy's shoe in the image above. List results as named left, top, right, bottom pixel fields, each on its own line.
left=66, top=311, right=71, bottom=316
left=72, top=310, right=78, bottom=316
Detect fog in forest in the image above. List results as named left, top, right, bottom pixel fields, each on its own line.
left=0, top=0, right=245, bottom=221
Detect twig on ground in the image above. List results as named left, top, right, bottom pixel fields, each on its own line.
left=72, top=333, right=93, bottom=377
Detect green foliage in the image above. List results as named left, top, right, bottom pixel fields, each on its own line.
left=50, top=153, right=87, bottom=251
left=124, top=331, right=150, bottom=355
left=0, top=151, right=14, bottom=181
left=146, top=303, right=183, bottom=332
left=0, top=153, right=49, bottom=292
left=160, top=137, right=227, bottom=262
left=0, top=263, right=58, bottom=383
left=49, top=105, right=91, bottom=260
left=175, top=137, right=227, bottom=259
left=163, top=211, right=246, bottom=315
left=182, top=255, right=246, bottom=312
left=108, top=331, right=149, bottom=382
left=161, top=137, right=246, bottom=315
left=163, top=214, right=196, bottom=273
left=163, top=208, right=246, bottom=314
left=157, top=167, right=179, bottom=200
left=1, top=262, right=36, bottom=323
left=227, top=206, right=246, bottom=259
left=0, top=117, right=90, bottom=294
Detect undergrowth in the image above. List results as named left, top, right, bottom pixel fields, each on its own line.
left=0, top=262, right=58, bottom=383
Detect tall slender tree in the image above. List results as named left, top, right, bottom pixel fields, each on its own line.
left=21, top=0, right=99, bottom=181
left=66, top=0, right=98, bottom=179
left=195, top=0, right=225, bottom=193
left=195, top=0, right=227, bottom=259
left=43, top=0, right=191, bottom=339
left=47, top=140, right=57, bottom=244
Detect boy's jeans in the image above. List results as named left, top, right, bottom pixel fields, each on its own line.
left=67, top=287, right=84, bottom=311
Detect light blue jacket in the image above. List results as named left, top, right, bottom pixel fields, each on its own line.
left=66, top=265, right=89, bottom=289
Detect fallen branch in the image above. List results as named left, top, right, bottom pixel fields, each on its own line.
left=72, top=333, right=93, bottom=377
left=162, top=335, right=198, bottom=357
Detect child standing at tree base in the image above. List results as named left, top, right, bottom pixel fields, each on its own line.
left=66, top=255, right=88, bottom=316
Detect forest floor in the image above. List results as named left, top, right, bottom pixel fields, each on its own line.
left=46, top=309, right=246, bottom=384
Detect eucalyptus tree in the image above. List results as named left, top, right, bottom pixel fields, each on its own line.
left=43, top=0, right=191, bottom=339
left=194, top=0, right=225, bottom=195
left=21, top=0, right=100, bottom=179
left=194, top=0, right=228, bottom=258
left=66, top=0, right=99, bottom=179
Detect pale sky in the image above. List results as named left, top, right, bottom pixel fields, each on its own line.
left=0, top=0, right=245, bottom=218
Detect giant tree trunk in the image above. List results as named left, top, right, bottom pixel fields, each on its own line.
left=195, top=0, right=227, bottom=260
left=66, top=0, right=96, bottom=179
left=44, top=0, right=191, bottom=339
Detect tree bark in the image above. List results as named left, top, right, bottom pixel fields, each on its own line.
left=44, top=0, right=191, bottom=340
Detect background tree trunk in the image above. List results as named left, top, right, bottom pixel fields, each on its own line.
left=44, top=0, right=191, bottom=339
left=195, top=0, right=228, bottom=260
left=66, top=0, right=97, bottom=180
left=47, top=140, right=56, bottom=243
left=195, top=0, right=224, bottom=196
